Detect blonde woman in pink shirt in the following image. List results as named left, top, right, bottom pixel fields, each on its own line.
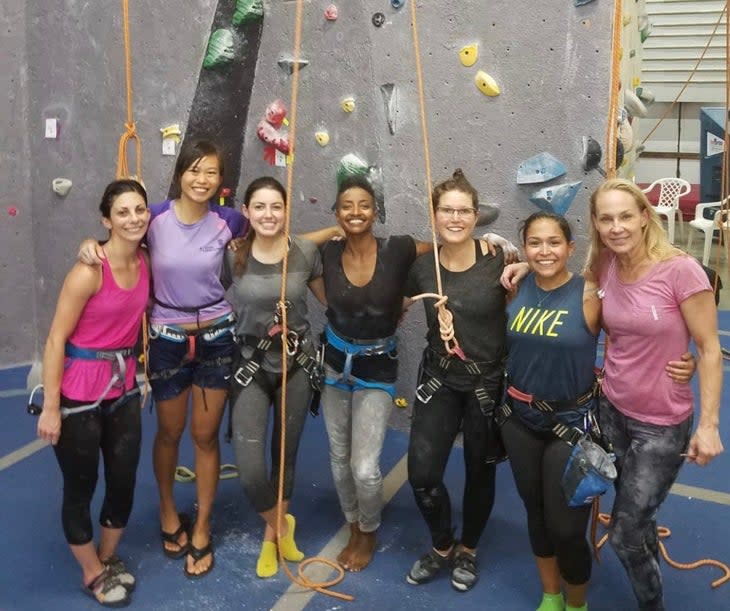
left=586, top=178, right=722, bottom=611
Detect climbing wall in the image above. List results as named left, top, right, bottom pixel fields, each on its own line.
left=0, top=0, right=612, bottom=390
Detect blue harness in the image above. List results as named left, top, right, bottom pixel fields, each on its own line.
left=60, top=342, right=138, bottom=418
left=322, top=325, right=397, bottom=398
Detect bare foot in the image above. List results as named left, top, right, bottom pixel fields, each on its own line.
left=347, top=525, right=376, bottom=572
left=336, top=522, right=360, bottom=570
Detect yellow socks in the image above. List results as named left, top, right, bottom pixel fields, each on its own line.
left=256, top=541, right=278, bottom=578
left=279, top=514, right=304, bottom=562
left=537, top=592, right=565, bottom=611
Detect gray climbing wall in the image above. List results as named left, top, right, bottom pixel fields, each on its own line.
left=0, top=0, right=611, bottom=410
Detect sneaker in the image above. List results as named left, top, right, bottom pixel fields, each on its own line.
left=406, top=549, right=451, bottom=585
left=450, top=550, right=478, bottom=592
left=102, top=556, right=135, bottom=592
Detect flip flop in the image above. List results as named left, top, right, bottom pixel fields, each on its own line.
left=184, top=541, right=215, bottom=580
left=161, top=512, right=190, bottom=559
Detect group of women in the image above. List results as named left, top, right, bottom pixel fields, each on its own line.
left=37, top=137, right=722, bottom=610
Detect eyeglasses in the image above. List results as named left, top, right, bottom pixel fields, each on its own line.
left=436, top=206, right=477, bottom=219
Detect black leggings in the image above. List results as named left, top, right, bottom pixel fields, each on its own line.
left=501, top=415, right=592, bottom=584
left=407, top=385, right=497, bottom=551
left=53, top=394, right=142, bottom=545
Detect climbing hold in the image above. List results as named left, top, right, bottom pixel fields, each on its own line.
left=372, top=12, right=385, bottom=27
left=336, top=154, right=369, bottom=188
left=324, top=4, right=338, bottom=21
left=219, top=188, right=232, bottom=207
left=574, top=0, right=596, bottom=6
left=476, top=203, right=500, bottom=227
left=618, top=116, right=634, bottom=153
left=624, top=89, right=647, bottom=118
left=394, top=397, right=408, bottom=408
left=203, top=29, right=235, bottom=68
left=623, top=15, right=632, bottom=26
left=7, top=206, right=17, bottom=217
left=368, top=165, right=386, bottom=223
left=309, top=196, right=318, bottom=204
left=232, top=0, right=264, bottom=26
left=257, top=100, right=290, bottom=164
left=380, top=83, right=399, bottom=135
left=277, top=57, right=310, bottom=74
left=529, top=181, right=582, bottom=216
left=315, top=130, right=330, bottom=147
left=459, top=43, right=478, bottom=67
left=636, top=87, right=655, bottom=106
left=631, top=76, right=641, bottom=88
left=160, top=124, right=182, bottom=142
left=52, top=178, right=73, bottom=197
left=474, top=70, right=500, bottom=96
left=341, top=97, right=356, bottom=113
left=581, top=136, right=604, bottom=175
left=391, top=0, right=405, bottom=9
left=516, top=152, right=567, bottom=184
left=638, top=14, right=651, bottom=43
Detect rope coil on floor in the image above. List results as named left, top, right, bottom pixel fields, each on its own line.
left=592, top=506, right=730, bottom=589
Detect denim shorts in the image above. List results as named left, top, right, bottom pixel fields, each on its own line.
left=147, top=318, right=236, bottom=402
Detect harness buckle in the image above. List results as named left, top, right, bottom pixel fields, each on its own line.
left=233, top=360, right=260, bottom=388
left=415, top=377, right=442, bottom=404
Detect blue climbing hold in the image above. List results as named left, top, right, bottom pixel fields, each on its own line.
left=516, top=152, right=567, bottom=184
left=529, top=181, right=583, bottom=216
left=391, top=0, right=405, bottom=8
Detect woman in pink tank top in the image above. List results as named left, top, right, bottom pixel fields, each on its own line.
left=36, top=179, right=150, bottom=607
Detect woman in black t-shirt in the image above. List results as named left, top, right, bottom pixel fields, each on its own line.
left=403, top=169, right=507, bottom=593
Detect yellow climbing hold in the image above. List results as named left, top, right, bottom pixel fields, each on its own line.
left=341, top=97, right=355, bottom=113
left=394, top=397, right=408, bottom=408
left=459, top=43, right=478, bottom=67
left=474, top=71, right=500, bottom=97
left=631, top=76, right=641, bottom=88
left=315, top=130, right=330, bottom=146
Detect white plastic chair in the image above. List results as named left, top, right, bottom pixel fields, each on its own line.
left=686, top=198, right=730, bottom=266
left=641, top=178, right=691, bottom=244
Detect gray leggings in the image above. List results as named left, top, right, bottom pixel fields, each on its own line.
left=321, top=373, right=393, bottom=533
left=599, top=396, right=692, bottom=611
left=230, top=367, right=312, bottom=513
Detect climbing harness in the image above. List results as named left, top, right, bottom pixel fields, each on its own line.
left=27, top=343, right=139, bottom=419
left=147, top=313, right=236, bottom=383
left=321, top=325, right=398, bottom=399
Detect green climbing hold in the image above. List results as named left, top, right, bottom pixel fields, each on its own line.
left=336, top=154, right=369, bottom=188
left=233, top=0, right=264, bottom=26
left=203, top=29, right=235, bottom=69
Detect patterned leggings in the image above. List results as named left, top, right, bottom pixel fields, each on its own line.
left=599, top=396, right=692, bottom=611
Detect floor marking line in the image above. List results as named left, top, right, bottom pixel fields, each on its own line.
left=271, top=454, right=409, bottom=611
left=0, top=389, right=29, bottom=399
left=0, top=438, right=48, bottom=472
left=670, top=482, right=730, bottom=505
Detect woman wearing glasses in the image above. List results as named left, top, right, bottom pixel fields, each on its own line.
left=403, top=169, right=507, bottom=593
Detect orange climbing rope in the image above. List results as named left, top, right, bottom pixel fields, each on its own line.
left=406, top=0, right=463, bottom=357
left=115, top=0, right=142, bottom=180
left=604, top=0, right=623, bottom=178
left=274, top=0, right=352, bottom=602
left=592, top=509, right=730, bottom=588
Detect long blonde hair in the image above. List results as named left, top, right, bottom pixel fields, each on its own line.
left=584, top=178, right=684, bottom=277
